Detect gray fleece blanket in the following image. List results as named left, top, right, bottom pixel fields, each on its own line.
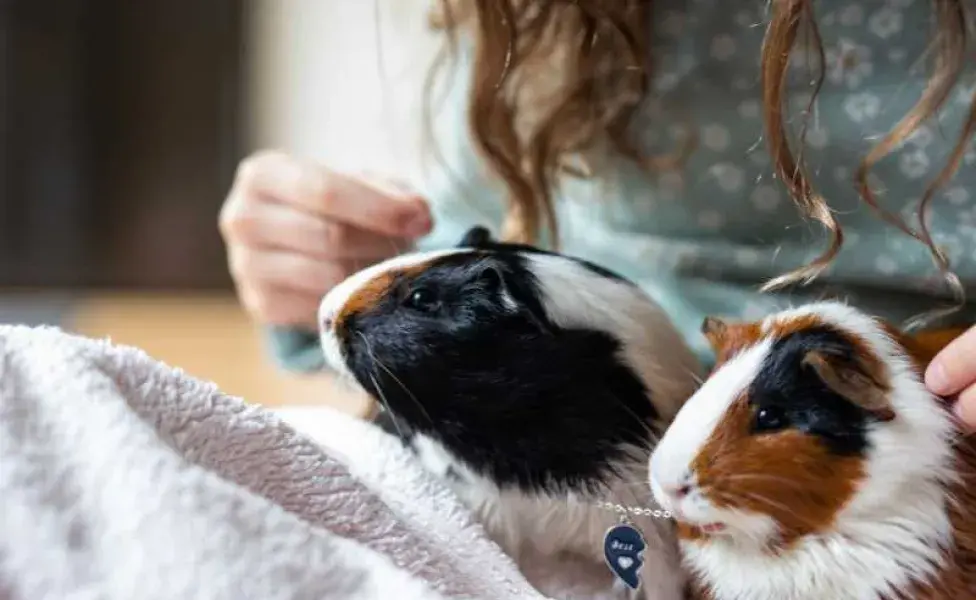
left=0, top=325, right=564, bottom=600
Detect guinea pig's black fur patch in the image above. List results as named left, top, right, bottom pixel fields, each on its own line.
left=748, top=325, right=874, bottom=457
left=344, top=244, right=657, bottom=494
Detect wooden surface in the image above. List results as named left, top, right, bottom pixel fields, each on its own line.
left=68, top=292, right=374, bottom=416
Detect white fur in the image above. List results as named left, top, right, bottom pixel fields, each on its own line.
left=525, top=254, right=703, bottom=425
left=649, top=301, right=958, bottom=600
left=318, top=247, right=705, bottom=600
left=411, top=432, right=685, bottom=600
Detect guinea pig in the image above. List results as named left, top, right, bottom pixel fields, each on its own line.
left=648, top=300, right=976, bottom=600
left=318, top=226, right=703, bottom=600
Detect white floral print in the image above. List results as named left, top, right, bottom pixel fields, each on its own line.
left=748, top=150, right=769, bottom=166
left=703, top=124, right=731, bottom=151
left=958, top=83, right=976, bottom=106
left=899, top=148, right=931, bottom=179
left=734, top=10, right=756, bottom=28
left=826, top=39, right=874, bottom=88
left=697, top=210, right=724, bottom=230
left=906, top=124, right=934, bottom=148
left=946, top=187, right=970, bottom=207
left=750, top=185, right=781, bottom=212
left=888, top=48, right=908, bottom=63
left=735, top=248, right=761, bottom=267
left=805, top=127, right=829, bottom=149
left=738, top=99, right=760, bottom=119
left=567, top=0, right=976, bottom=344
left=710, top=163, right=745, bottom=193
left=869, top=7, right=903, bottom=39
left=839, top=5, right=865, bottom=27
left=711, top=34, right=737, bottom=61
left=660, top=11, right=685, bottom=37
left=843, top=92, right=881, bottom=122
left=876, top=255, right=899, bottom=275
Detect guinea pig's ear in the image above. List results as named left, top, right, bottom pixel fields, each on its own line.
left=474, top=263, right=506, bottom=294
left=701, top=317, right=729, bottom=352
left=458, top=226, right=493, bottom=248
left=802, top=350, right=896, bottom=422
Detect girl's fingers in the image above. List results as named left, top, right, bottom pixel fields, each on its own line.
left=232, top=151, right=432, bottom=238
left=237, top=285, right=323, bottom=329
left=229, top=199, right=411, bottom=260
left=925, top=326, right=976, bottom=396
left=953, top=385, right=976, bottom=431
left=228, top=246, right=348, bottom=297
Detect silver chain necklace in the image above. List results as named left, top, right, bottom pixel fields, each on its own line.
left=595, top=500, right=672, bottom=520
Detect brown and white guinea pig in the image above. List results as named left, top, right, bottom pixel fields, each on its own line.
left=318, top=226, right=703, bottom=599
left=648, top=300, right=976, bottom=600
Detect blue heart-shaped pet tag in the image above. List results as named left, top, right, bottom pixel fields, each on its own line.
left=603, top=523, right=646, bottom=590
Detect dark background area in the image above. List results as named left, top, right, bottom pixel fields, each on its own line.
left=0, top=1, right=373, bottom=416
left=0, top=0, right=246, bottom=289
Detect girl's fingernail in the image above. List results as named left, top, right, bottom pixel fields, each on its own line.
left=404, top=211, right=432, bottom=237
left=953, top=398, right=971, bottom=429
left=926, top=361, right=950, bottom=394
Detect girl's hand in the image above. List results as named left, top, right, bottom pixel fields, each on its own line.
left=925, top=325, right=976, bottom=430
left=219, top=151, right=432, bottom=330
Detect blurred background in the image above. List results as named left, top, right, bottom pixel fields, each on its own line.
left=0, top=0, right=434, bottom=415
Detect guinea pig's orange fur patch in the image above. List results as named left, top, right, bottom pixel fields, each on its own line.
left=334, top=263, right=430, bottom=334
left=688, top=393, right=864, bottom=548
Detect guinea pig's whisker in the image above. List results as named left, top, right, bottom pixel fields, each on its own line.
left=328, top=364, right=360, bottom=392
left=722, top=489, right=824, bottom=531
left=619, top=479, right=664, bottom=496
left=340, top=371, right=358, bottom=389
left=366, top=369, right=408, bottom=440
left=374, top=356, right=434, bottom=426
left=684, top=368, right=705, bottom=388
left=356, top=331, right=434, bottom=427
left=715, top=473, right=811, bottom=492
left=743, top=491, right=818, bottom=526
left=601, top=390, right=659, bottom=449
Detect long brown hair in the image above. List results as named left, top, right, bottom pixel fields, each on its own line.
left=428, top=0, right=975, bottom=310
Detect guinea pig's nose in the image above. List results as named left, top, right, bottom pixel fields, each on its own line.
left=321, top=313, right=335, bottom=330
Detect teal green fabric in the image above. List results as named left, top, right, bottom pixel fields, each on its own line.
left=270, top=0, right=976, bottom=371
left=265, top=327, right=324, bottom=373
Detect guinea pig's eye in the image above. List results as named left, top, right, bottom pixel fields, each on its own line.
left=753, top=405, right=789, bottom=433
left=403, top=287, right=440, bottom=312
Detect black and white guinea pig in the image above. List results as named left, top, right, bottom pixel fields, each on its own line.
left=318, top=226, right=702, bottom=600
left=649, top=301, right=976, bottom=600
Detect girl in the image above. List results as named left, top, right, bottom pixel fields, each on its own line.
left=219, top=0, right=976, bottom=425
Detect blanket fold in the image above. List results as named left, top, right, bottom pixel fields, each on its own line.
left=0, top=325, right=548, bottom=600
